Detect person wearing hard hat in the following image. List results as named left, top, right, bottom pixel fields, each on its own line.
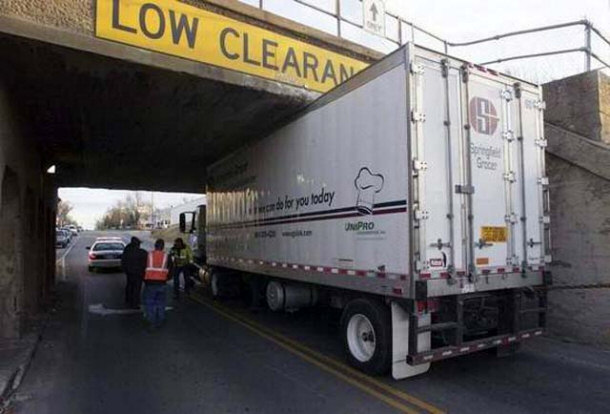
left=143, top=239, right=173, bottom=330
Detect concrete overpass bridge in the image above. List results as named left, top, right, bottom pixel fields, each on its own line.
left=0, top=0, right=608, bottom=354
left=0, top=0, right=383, bottom=337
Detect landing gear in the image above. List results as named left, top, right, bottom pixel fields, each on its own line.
left=340, top=299, right=391, bottom=375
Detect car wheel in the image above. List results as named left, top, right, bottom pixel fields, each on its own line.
left=340, top=298, right=391, bottom=376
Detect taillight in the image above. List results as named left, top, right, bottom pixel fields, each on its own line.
left=426, top=299, right=440, bottom=313
left=415, top=299, right=440, bottom=314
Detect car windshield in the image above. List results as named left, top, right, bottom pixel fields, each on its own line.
left=92, top=243, right=124, bottom=251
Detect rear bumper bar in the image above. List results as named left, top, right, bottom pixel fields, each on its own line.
left=407, top=328, right=543, bottom=365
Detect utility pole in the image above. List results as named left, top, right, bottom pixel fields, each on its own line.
left=151, top=192, right=155, bottom=229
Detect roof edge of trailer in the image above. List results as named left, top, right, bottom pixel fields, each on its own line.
left=209, top=42, right=541, bottom=173
left=303, top=42, right=540, bottom=118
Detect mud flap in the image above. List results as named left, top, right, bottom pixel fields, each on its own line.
left=391, top=302, right=431, bottom=379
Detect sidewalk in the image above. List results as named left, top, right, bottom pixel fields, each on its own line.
left=0, top=330, right=42, bottom=409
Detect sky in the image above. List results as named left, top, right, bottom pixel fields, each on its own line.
left=60, top=0, right=610, bottom=229
left=59, top=188, right=201, bottom=230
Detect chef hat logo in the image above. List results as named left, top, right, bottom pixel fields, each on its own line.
left=354, top=167, right=385, bottom=215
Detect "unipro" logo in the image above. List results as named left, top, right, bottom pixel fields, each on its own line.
left=469, top=97, right=499, bottom=135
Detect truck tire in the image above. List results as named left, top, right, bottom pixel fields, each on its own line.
left=340, top=299, right=391, bottom=375
left=210, top=271, right=222, bottom=299
left=209, top=269, right=239, bottom=299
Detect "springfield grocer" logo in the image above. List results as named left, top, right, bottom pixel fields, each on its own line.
left=470, top=97, right=499, bottom=135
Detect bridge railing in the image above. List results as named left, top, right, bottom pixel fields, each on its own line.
left=237, top=0, right=610, bottom=83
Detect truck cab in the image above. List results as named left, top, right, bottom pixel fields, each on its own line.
left=179, top=204, right=207, bottom=265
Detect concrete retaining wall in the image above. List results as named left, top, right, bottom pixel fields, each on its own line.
left=546, top=153, right=610, bottom=346
left=544, top=71, right=610, bottom=347
left=0, top=73, right=55, bottom=339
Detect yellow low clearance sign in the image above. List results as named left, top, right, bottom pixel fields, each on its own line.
left=96, top=0, right=370, bottom=92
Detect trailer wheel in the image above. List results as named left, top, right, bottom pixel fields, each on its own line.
left=341, top=299, right=391, bottom=375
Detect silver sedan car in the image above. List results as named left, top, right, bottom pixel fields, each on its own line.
left=87, top=239, right=126, bottom=271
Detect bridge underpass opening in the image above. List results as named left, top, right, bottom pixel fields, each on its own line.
left=0, top=31, right=318, bottom=194
left=0, top=25, right=326, bottom=337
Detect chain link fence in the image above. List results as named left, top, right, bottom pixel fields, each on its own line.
left=237, top=0, right=610, bottom=83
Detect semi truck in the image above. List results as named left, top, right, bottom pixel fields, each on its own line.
left=181, top=43, right=551, bottom=379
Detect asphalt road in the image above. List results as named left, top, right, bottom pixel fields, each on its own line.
left=11, top=232, right=610, bottom=413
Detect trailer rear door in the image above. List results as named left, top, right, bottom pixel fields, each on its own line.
left=465, top=73, right=515, bottom=273
left=463, top=69, right=547, bottom=275
left=410, top=57, right=466, bottom=278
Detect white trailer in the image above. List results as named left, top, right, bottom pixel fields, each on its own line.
left=201, top=44, right=551, bottom=379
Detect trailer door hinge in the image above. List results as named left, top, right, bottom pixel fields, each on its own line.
left=461, top=64, right=470, bottom=83
left=535, top=139, right=548, bottom=148
left=441, top=59, right=449, bottom=78
left=413, top=159, right=428, bottom=171
left=411, top=110, right=426, bottom=123
left=514, top=82, right=522, bottom=99
left=502, top=130, right=515, bottom=142
left=503, top=172, right=516, bottom=182
left=540, top=216, right=551, bottom=224
left=501, top=89, right=514, bottom=101
left=410, top=62, right=425, bottom=75
left=455, top=185, right=475, bottom=194
left=535, top=100, right=547, bottom=110
left=505, top=214, right=518, bottom=224
left=414, top=209, right=430, bottom=220
left=538, top=177, right=549, bottom=186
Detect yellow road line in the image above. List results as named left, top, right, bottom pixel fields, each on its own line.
left=191, top=293, right=446, bottom=414
left=190, top=295, right=420, bottom=414
left=200, top=295, right=445, bottom=414
left=225, top=302, right=444, bottom=414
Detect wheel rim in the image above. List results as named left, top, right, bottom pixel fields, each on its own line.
left=211, top=273, right=219, bottom=297
left=346, top=313, right=376, bottom=362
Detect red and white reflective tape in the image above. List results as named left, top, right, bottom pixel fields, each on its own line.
left=418, top=266, right=534, bottom=279
left=468, top=62, right=499, bottom=76
left=212, top=257, right=409, bottom=283
left=411, top=329, right=544, bottom=364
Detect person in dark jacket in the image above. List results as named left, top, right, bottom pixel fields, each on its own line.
left=121, top=237, right=148, bottom=309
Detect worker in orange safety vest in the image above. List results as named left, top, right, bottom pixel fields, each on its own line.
left=143, top=239, right=173, bottom=330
